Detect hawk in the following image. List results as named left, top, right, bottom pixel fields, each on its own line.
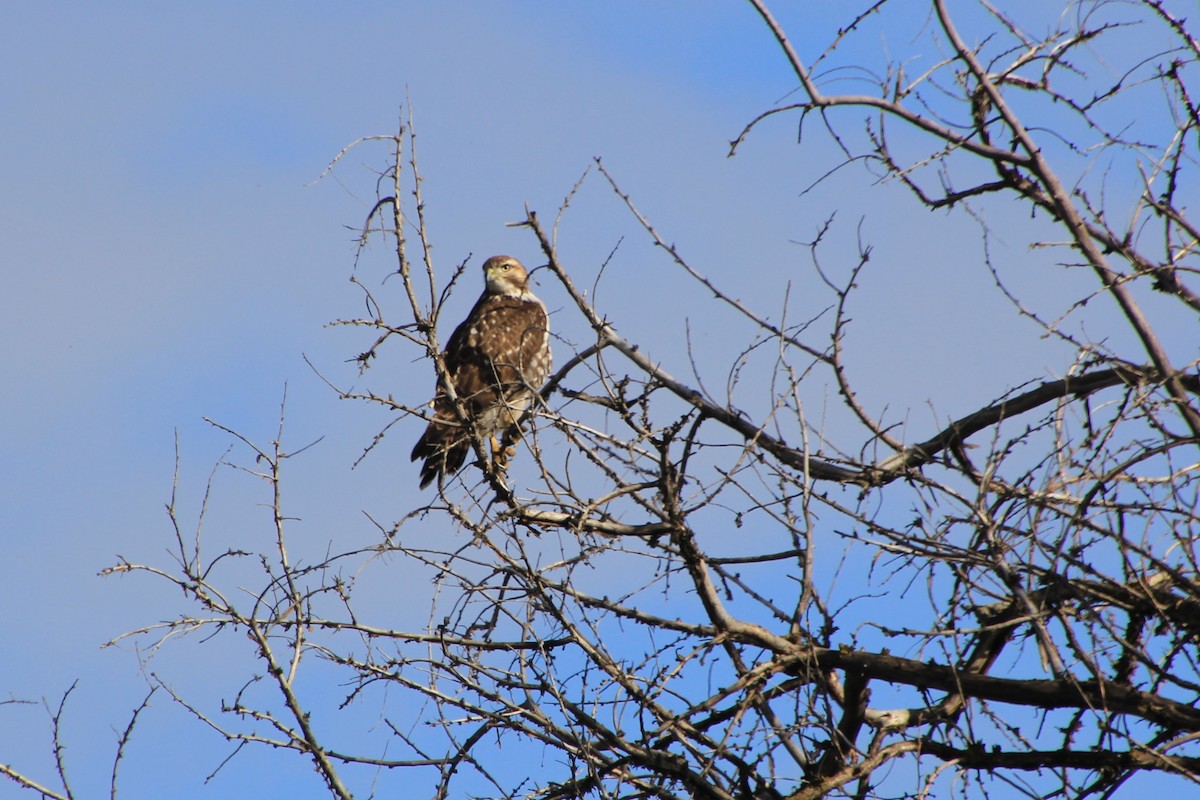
left=411, top=255, right=552, bottom=488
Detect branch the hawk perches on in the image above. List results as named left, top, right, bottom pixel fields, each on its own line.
left=411, top=255, right=552, bottom=488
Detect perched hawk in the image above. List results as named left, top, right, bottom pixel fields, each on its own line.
left=411, top=255, right=552, bottom=488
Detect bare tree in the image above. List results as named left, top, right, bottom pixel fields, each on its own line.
left=6, top=1, right=1198, bottom=798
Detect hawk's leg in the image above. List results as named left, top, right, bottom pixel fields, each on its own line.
left=492, top=426, right=521, bottom=474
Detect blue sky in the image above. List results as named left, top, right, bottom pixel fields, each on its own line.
left=3, top=2, right=1195, bottom=798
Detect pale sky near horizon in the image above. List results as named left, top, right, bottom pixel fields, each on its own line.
left=3, top=3, right=1195, bottom=798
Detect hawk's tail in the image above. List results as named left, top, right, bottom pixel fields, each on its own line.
left=411, top=423, right=470, bottom=489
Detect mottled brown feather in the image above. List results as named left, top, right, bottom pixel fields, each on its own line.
left=411, top=256, right=551, bottom=488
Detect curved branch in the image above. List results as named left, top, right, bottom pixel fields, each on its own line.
left=915, top=738, right=1200, bottom=776
left=802, top=646, right=1200, bottom=732
left=874, top=364, right=1199, bottom=476
left=738, top=0, right=1030, bottom=166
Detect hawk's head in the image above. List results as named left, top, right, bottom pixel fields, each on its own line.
left=482, top=255, right=530, bottom=297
